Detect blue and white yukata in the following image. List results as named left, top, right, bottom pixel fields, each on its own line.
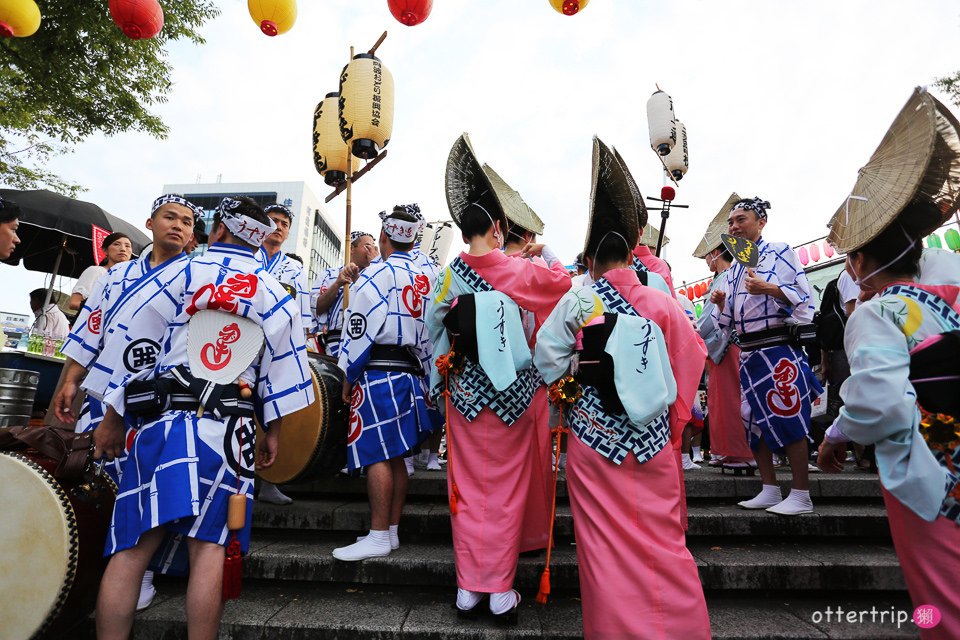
left=258, top=247, right=311, bottom=337
left=62, top=252, right=189, bottom=483
left=337, top=251, right=434, bottom=471
left=101, top=243, right=313, bottom=573
left=712, top=237, right=822, bottom=452
left=311, top=267, right=348, bottom=357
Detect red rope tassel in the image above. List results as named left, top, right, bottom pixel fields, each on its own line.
left=222, top=536, right=243, bottom=601
left=537, top=421, right=568, bottom=606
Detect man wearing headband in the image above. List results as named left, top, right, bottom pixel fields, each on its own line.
left=88, top=195, right=311, bottom=638
left=534, top=138, right=709, bottom=639
left=55, top=193, right=199, bottom=611
left=331, top=208, right=435, bottom=562
left=709, top=197, right=821, bottom=515
left=259, top=204, right=311, bottom=337
left=0, top=195, right=21, bottom=260
left=426, top=134, right=571, bottom=622
left=311, top=229, right=380, bottom=357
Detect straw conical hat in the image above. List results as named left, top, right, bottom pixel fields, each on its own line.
left=827, top=87, right=960, bottom=253
left=612, top=147, right=649, bottom=230
left=482, top=164, right=545, bottom=235
left=693, top=192, right=741, bottom=258
left=584, top=137, right=639, bottom=256
left=445, top=133, right=508, bottom=232
left=640, top=222, right=669, bottom=248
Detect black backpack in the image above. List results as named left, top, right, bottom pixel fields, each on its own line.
left=815, top=277, right=847, bottom=351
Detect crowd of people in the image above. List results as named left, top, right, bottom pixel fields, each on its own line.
left=0, top=85, right=958, bottom=640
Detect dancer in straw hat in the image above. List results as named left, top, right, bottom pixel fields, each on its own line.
left=817, top=87, right=960, bottom=640
left=694, top=192, right=756, bottom=470
left=426, top=134, right=570, bottom=622
left=534, top=137, right=709, bottom=640
left=709, top=195, right=823, bottom=515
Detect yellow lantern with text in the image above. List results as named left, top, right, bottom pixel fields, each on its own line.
left=0, top=0, right=40, bottom=37
left=248, top=0, right=296, bottom=37
left=313, top=92, right=360, bottom=187
left=338, top=54, right=395, bottom=159
left=549, top=0, right=590, bottom=16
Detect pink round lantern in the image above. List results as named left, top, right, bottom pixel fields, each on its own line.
left=798, top=246, right=809, bottom=266
left=810, top=244, right=821, bottom=262
left=823, top=240, right=835, bottom=258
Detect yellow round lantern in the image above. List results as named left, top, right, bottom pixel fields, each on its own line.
left=647, top=90, right=676, bottom=156
left=0, top=0, right=41, bottom=37
left=664, top=120, right=689, bottom=180
left=313, top=92, right=360, bottom=187
left=549, top=0, right=590, bottom=15
left=338, top=53, right=395, bottom=160
left=248, top=0, right=296, bottom=37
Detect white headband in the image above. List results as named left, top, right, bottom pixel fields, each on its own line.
left=217, top=198, right=276, bottom=248
left=379, top=210, right=420, bottom=243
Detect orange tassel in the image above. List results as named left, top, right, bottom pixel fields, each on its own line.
left=222, top=537, right=243, bottom=601
left=536, top=567, right=551, bottom=604
left=449, top=482, right=460, bottom=514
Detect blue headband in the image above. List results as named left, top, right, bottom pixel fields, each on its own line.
left=152, top=194, right=204, bottom=223
left=732, top=197, right=771, bottom=220
left=264, top=203, right=294, bottom=219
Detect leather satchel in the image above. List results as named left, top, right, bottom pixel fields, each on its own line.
left=0, top=424, right=95, bottom=482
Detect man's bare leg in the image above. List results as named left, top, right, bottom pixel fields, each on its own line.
left=754, top=438, right=777, bottom=486
left=367, top=459, right=393, bottom=531
left=389, top=456, right=408, bottom=526
left=96, top=527, right=166, bottom=640
left=783, top=437, right=810, bottom=491
left=185, top=538, right=226, bottom=640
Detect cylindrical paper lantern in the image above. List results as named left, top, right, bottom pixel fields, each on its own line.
left=946, top=228, right=960, bottom=251
left=679, top=288, right=686, bottom=299
left=824, top=240, right=835, bottom=258
left=798, top=246, right=809, bottom=266
left=686, top=288, right=694, bottom=301
left=0, top=0, right=40, bottom=37
left=927, top=233, right=942, bottom=249
left=707, top=278, right=713, bottom=288
left=425, top=221, right=455, bottom=267
left=695, top=303, right=702, bottom=318
left=388, top=0, right=433, bottom=26
left=549, top=0, right=590, bottom=15
left=248, top=0, right=297, bottom=36
left=313, top=92, right=360, bottom=187
left=664, top=121, right=689, bottom=181
left=109, top=0, right=163, bottom=39
left=810, top=244, right=820, bottom=262
left=339, top=53, right=395, bottom=159
left=647, top=90, right=676, bottom=156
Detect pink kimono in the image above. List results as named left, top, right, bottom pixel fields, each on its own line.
left=535, top=268, right=710, bottom=639
left=430, top=250, right=569, bottom=592
left=634, top=245, right=676, bottom=297
left=707, top=344, right=754, bottom=460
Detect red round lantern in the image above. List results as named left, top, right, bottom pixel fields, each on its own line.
left=109, top=0, right=163, bottom=39
left=660, top=185, right=676, bottom=201
left=388, top=0, right=432, bottom=26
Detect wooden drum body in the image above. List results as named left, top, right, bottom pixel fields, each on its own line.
left=256, top=354, right=348, bottom=484
left=0, top=450, right=116, bottom=640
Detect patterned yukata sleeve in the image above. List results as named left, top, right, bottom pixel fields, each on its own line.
left=258, top=286, right=314, bottom=424
left=533, top=287, right=603, bottom=385
left=291, top=265, right=312, bottom=337
left=62, top=273, right=111, bottom=367
left=337, top=266, right=390, bottom=384
left=425, top=267, right=455, bottom=406
left=766, top=243, right=814, bottom=322
left=713, top=265, right=737, bottom=331
left=309, top=268, right=337, bottom=332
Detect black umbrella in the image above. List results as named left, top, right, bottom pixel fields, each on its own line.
left=0, top=189, right=151, bottom=279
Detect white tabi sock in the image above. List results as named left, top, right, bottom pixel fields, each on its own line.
left=738, top=484, right=783, bottom=509
left=333, top=529, right=392, bottom=561
left=427, top=452, right=441, bottom=470
left=692, top=446, right=703, bottom=462
left=490, top=589, right=521, bottom=615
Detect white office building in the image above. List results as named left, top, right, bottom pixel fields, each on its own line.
left=161, top=180, right=343, bottom=284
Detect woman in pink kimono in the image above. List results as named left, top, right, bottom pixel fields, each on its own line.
left=535, top=138, right=709, bottom=640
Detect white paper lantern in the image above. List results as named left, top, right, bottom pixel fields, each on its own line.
left=664, top=120, right=689, bottom=180
left=647, top=90, right=676, bottom=156
left=424, top=221, right=455, bottom=267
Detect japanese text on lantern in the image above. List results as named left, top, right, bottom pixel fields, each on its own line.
left=372, top=61, right=382, bottom=127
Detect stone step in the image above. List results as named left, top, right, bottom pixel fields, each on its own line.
left=243, top=533, right=906, bottom=592
left=278, top=465, right=885, bottom=502
left=252, top=500, right=893, bottom=540
left=78, top=581, right=922, bottom=640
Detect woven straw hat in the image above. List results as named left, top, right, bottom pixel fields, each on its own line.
left=827, top=87, right=960, bottom=253
left=482, top=163, right=545, bottom=235
left=612, top=147, right=649, bottom=230
left=640, top=222, right=669, bottom=248
left=583, top=137, right=639, bottom=256
left=445, top=133, right=508, bottom=232
left=693, top=192, right=741, bottom=258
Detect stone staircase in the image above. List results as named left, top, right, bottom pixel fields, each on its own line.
left=81, top=465, right=923, bottom=639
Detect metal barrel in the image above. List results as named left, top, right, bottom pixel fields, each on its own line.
left=0, top=368, right=40, bottom=428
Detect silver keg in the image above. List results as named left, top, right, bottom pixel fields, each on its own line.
left=0, top=369, right=40, bottom=429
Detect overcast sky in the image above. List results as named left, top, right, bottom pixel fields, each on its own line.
left=3, top=0, right=958, bottom=317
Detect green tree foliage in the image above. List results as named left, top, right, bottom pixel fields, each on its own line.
left=935, top=71, right=960, bottom=109
left=0, top=1, right=220, bottom=195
